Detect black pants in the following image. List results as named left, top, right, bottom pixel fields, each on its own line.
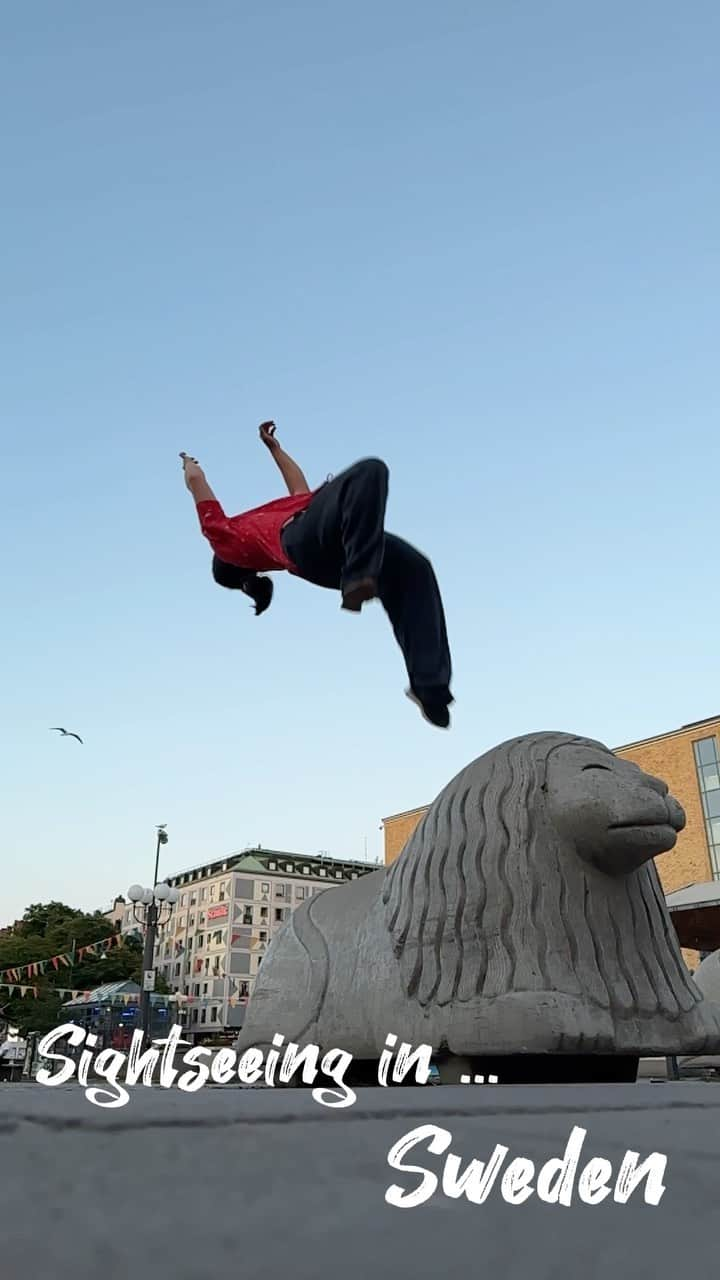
left=281, top=459, right=452, bottom=701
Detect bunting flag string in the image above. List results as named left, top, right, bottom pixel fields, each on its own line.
left=0, top=932, right=123, bottom=984
left=0, top=979, right=250, bottom=1007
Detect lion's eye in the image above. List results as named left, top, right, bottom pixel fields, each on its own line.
left=582, top=764, right=610, bottom=772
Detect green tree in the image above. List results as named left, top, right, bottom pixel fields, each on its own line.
left=0, top=902, right=169, bottom=1038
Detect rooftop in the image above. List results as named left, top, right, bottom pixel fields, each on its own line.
left=614, top=714, right=720, bottom=754
left=61, top=980, right=172, bottom=1007
left=164, top=846, right=378, bottom=888
left=380, top=804, right=432, bottom=825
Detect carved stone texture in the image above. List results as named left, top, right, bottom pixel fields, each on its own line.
left=237, top=732, right=720, bottom=1060
left=693, top=950, right=720, bottom=1004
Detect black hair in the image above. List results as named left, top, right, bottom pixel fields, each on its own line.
left=211, top=557, right=274, bottom=616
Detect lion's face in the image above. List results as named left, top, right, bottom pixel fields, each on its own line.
left=544, top=742, right=686, bottom=875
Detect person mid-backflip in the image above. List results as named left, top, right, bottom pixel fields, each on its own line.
left=180, top=424, right=454, bottom=728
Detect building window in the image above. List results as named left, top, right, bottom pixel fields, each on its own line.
left=295, top=886, right=306, bottom=899
left=192, top=1009, right=199, bottom=1024
left=242, top=907, right=253, bottom=925
left=201, top=888, right=207, bottom=902
left=200, top=1009, right=206, bottom=1024
left=259, top=930, right=267, bottom=941
left=260, top=907, right=268, bottom=920
left=202, top=982, right=208, bottom=995
left=274, top=908, right=284, bottom=922
left=694, top=736, right=720, bottom=878
left=174, top=963, right=181, bottom=977
left=261, top=882, right=270, bottom=893
left=211, top=1007, right=218, bottom=1023
left=193, top=984, right=200, bottom=997
left=239, top=981, right=249, bottom=997
left=197, top=934, right=203, bottom=950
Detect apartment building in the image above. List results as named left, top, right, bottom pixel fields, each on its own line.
left=115, top=846, right=375, bottom=1040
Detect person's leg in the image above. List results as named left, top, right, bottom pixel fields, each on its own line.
left=281, top=459, right=389, bottom=606
left=378, top=534, right=453, bottom=727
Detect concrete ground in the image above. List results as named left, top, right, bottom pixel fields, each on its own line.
left=1, top=1082, right=717, bottom=1279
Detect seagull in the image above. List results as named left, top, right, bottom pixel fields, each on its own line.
left=50, top=727, right=83, bottom=744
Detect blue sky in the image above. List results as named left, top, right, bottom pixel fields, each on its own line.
left=2, top=1, right=718, bottom=926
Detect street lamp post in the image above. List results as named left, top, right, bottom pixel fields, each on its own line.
left=127, top=825, right=178, bottom=1046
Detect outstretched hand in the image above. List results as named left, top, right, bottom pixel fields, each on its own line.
left=180, top=452, right=204, bottom=490
left=259, top=421, right=280, bottom=453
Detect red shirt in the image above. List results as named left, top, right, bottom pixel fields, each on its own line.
left=196, top=492, right=315, bottom=572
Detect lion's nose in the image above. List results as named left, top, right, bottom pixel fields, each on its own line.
left=667, top=796, right=686, bottom=832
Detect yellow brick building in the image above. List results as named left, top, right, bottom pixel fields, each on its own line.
left=382, top=716, right=720, bottom=964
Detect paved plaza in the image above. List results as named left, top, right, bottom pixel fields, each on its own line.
left=1, top=1082, right=717, bottom=1279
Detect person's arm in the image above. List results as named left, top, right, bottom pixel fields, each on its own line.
left=180, top=453, right=242, bottom=563
left=180, top=453, right=219, bottom=504
left=259, top=422, right=310, bottom=495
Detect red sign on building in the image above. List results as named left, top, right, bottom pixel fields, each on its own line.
left=207, top=904, right=229, bottom=921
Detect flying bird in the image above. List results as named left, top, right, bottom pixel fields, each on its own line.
left=50, top=727, right=83, bottom=744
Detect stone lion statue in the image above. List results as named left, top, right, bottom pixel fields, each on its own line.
left=693, top=950, right=720, bottom=1004
left=237, top=732, right=720, bottom=1062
